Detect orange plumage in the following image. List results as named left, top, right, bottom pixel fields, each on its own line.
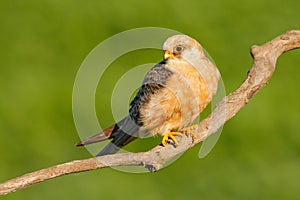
left=76, top=34, right=220, bottom=156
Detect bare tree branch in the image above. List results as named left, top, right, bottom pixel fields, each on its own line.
left=1, top=30, right=299, bottom=196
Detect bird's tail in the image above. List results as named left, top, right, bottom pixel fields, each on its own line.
left=75, top=116, right=139, bottom=156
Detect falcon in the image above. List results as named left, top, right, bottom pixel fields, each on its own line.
left=76, top=34, right=220, bottom=156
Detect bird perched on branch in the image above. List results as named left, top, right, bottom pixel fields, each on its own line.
left=76, top=34, right=220, bottom=156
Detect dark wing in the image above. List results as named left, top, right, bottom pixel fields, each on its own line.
left=129, top=61, right=173, bottom=126
left=96, top=116, right=140, bottom=156
left=98, top=62, right=173, bottom=155
left=76, top=60, right=173, bottom=156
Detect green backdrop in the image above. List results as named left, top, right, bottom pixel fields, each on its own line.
left=0, top=0, right=299, bottom=199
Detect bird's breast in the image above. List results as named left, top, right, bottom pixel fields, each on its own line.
left=138, top=59, right=211, bottom=136
left=165, top=59, right=211, bottom=121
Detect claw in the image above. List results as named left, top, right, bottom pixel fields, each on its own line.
left=181, top=125, right=198, bottom=143
left=161, top=132, right=183, bottom=146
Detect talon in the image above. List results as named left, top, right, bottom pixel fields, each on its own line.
left=181, top=125, right=198, bottom=143
left=162, top=132, right=182, bottom=146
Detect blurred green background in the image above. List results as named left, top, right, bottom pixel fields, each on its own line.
left=0, top=0, right=299, bottom=199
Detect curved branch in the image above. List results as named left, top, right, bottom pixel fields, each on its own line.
left=1, top=30, right=299, bottom=196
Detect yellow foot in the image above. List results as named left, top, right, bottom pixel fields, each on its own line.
left=181, top=125, right=198, bottom=143
left=161, top=132, right=183, bottom=146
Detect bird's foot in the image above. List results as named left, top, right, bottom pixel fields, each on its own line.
left=181, top=125, right=198, bottom=143
left=161, top=132, right=183, bottom=146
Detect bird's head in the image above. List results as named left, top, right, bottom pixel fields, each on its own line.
left=162, top=34, right=205, bottom=63
left=162, top=34, right=220, bottom=96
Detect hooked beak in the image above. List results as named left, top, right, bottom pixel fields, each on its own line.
left=164, top=50, right=174, bottom=60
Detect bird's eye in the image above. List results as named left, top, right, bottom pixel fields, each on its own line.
left=174, top=45, right=184, bottom=54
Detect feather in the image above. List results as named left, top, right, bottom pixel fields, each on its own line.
left=75, top=124, right=115, bottom=146
left=76, top=116, right=140, bottom=156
